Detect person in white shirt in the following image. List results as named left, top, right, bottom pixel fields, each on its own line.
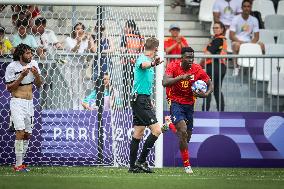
left=229, top=0, right=265, bottom=76
left=5, top=43, right=42, bottom=172
left=64, top=22, right=96, bottom=53
left=31, top=17, right=63, bottom=58
left=213, top=0, right=242, bottom=29
left=63, top=23, right=96, bottom=109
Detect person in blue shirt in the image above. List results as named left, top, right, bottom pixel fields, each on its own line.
left=81, top=73, right=110, bottom=110
left=128, top=37, right=163, bottom=173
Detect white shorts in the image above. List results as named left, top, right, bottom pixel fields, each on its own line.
left=10, top=98, right=34, bottom=134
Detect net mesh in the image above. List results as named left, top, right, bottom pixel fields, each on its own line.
left=0, top=4, right=158, bottom=167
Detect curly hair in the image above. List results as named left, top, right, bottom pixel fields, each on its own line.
left=13, top=43, right=33, bottom=61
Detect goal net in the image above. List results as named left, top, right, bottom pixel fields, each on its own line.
left=0, top=0, right=164, bottom=167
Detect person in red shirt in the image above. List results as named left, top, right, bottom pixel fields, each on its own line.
left=162, top=47, right=213, bottom=174
left=164, top=23, right=189, bottom=65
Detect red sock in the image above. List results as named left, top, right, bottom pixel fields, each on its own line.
left=180, top=149, right=190, bottom=167
left=169, top=123, right=177, bottom=133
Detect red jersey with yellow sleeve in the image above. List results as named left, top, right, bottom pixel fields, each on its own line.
left=166, top=60, right=210, bottom=105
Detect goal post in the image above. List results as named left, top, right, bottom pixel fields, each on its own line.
left=0, top=0, right=164, bottom=168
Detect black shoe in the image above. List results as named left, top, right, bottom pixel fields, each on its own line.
left=128, top=165, right=143, bottom=173
left=9, top=123, right=15, bottom=132
left=136, top=161, right=154, bottom=173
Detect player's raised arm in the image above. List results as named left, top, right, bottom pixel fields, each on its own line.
left=140, top=55, right=163, bottom=69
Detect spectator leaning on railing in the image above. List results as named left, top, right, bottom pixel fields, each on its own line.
left=31, top=17, right=63, bottom=58
left=120, top=20, right=144, bottom=108
left=92, top=21, right=114, bottom=80
left=11, top=18, right=39, bottom=55
left=200, top=21, right=227, bottom=112
left=64, top=22, right=96, bottom=53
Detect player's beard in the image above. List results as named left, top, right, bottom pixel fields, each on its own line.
left=182, top=60, right=192, bottom=70
left=22, top=56, right=32, bottom=64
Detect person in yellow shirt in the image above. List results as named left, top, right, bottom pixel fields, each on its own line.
left=0, top=26, right=14, bottom=55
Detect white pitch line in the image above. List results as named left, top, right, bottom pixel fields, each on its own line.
left=1, top=174, right=284, bottom=181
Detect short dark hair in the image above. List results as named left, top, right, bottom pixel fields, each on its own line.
left=13, top=43, right=33, bottom=61
left=34, top=17, right=47, bottom=26
left=16, top=18, right=29, bottom=28
left=181, top=47, right=194, bottom=55
left=242, top=0, right=252, bottom=7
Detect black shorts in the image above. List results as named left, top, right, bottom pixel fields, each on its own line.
left=131, top=94, right=158, bottom=126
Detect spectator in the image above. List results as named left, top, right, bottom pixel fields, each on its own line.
left=249, top=0, right=264, bottom=29
left=92, top=21, right=114, bottom=80
left=31, top=17, right=63, bottom=58
left=164, top=23, right=189, bottom=65
left=213, top=0, right=242, bottom=30
left=12, top=11, right=27, bottom=34
left=11, top=5, right=41, bottom=28
left=82, top=73, right=110, bottom=111
left=120, top=20, right=144, bottom=108
left=0, top=26, right=14, bottom=55
left=229, top=0, right=265, bottom=76
left=26, top=5, right=41, bottom=20
left=64, top=22, right=96, bottom=53
left=11, top=18, right=38, bottom=53
left=201, top=21, right=227, bottom=111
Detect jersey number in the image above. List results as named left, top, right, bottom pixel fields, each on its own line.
left=181, top=81, right=189, bottom=88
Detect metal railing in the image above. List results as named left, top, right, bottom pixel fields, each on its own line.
left=165, top=54, right=284, bottom=112
left=1, top=53, right=284, bottom=112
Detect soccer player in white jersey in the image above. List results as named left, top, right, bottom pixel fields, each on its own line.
left=5, top=43, right=42, bottom=172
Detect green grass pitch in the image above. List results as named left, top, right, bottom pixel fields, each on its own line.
left=0, top=166, right=284, bottom=189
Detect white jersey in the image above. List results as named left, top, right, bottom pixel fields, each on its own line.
left=229, top=14, right=259, bottom=42
left=213, top=0, right=242, bottom=26
left=5, top=60, right=41, bottom=86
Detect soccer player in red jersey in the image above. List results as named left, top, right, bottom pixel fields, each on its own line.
left=162, top=47, right=213, bottom=174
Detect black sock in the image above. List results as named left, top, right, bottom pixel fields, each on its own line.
left=129, top=137, right=140, bottom=168
left=138, top=133, right=158, bottom=163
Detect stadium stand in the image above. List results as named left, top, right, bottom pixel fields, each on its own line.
left=264, top=14, right=284, bottom=36
left=198, top=0, right=214, bottom=22
left=277, top=30, right=284, bottom=44
left=259, top=29, right=276, bottom=44
left=277, top=0, right=284, bottom=15
left=237, top=43, right=262, bottom=68
left=253, top=0, right=276, bottom=20
left=252, top=44, right=284, bottom=81
left=267, top=73, right=284, bottom=96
